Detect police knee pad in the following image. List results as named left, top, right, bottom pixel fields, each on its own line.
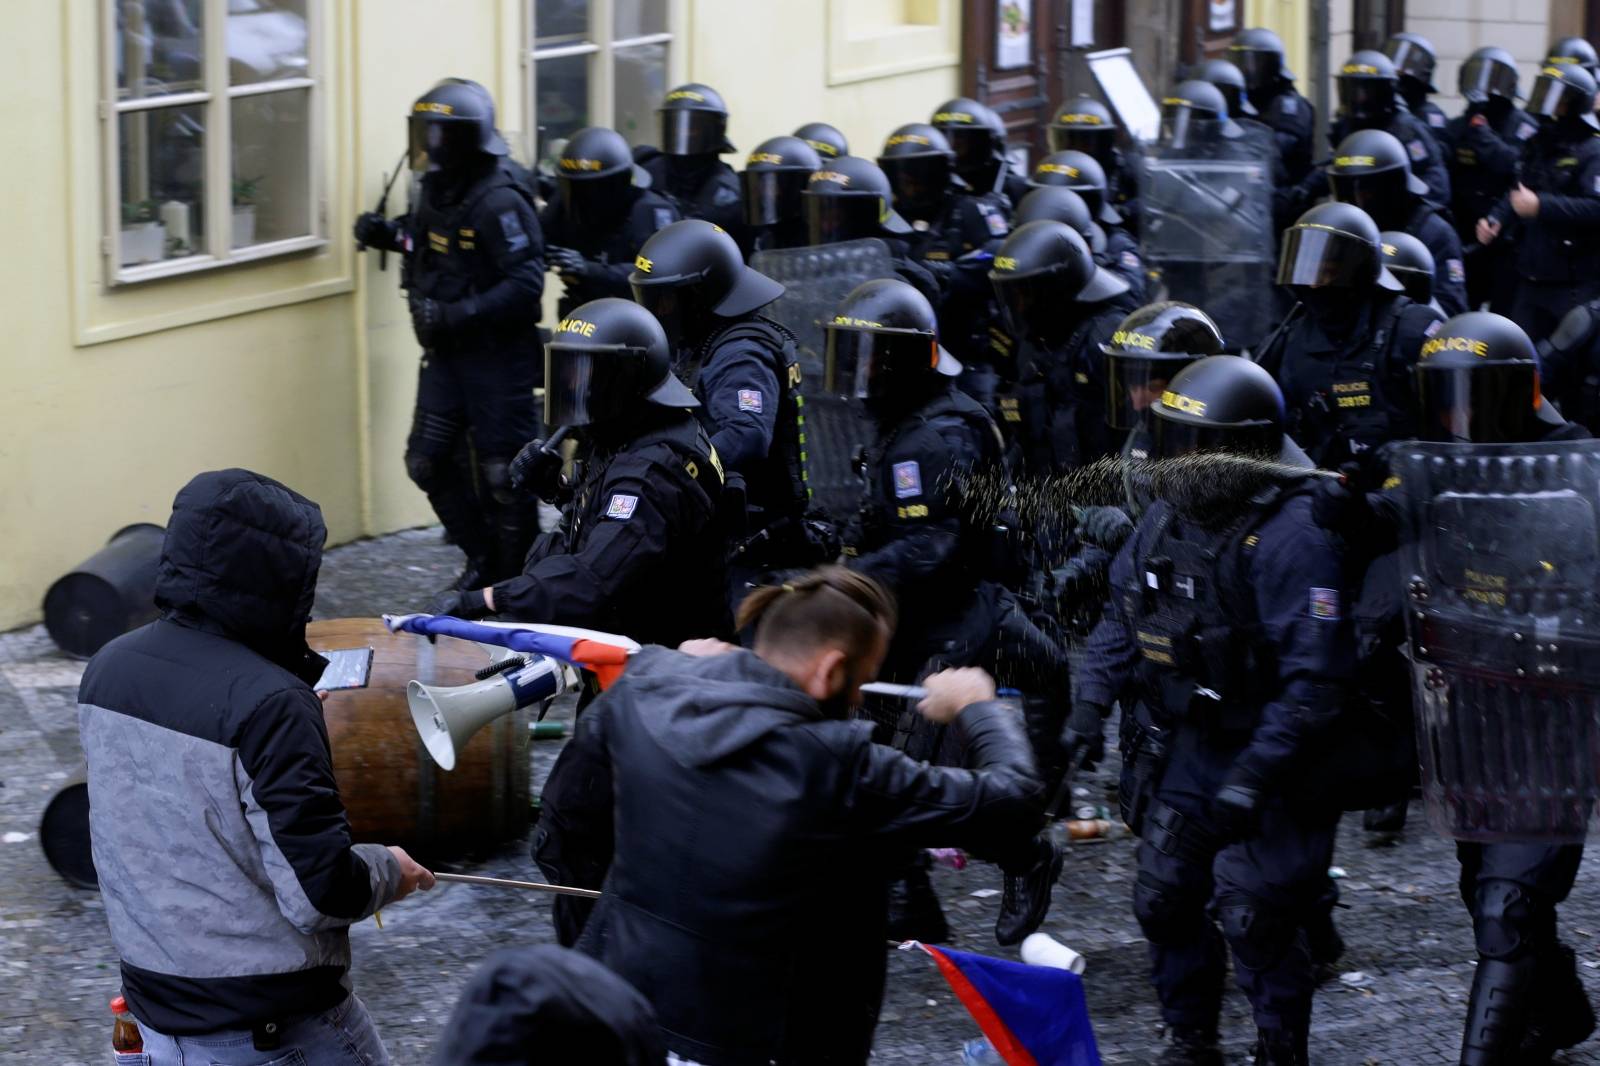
left=1473, top=879, right=1537, bottom=961
left=405, top=450, right=444, bottom=493
left=1215, top=892, right=1294, bottom=972
left=479, top=457, right=518, bottom=506
left=1133, top=870, right=1201, bottom=944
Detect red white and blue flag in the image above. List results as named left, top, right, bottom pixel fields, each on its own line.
left=383, top=614, right=636, bottom=689
left=918, top=943, right=1101, bottom=1066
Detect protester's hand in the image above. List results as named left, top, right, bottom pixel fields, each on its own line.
left=387, top=846, right=436, bottom=903
left=1510, top=184, right=1540, bottom=219
left=431, top=587, right=490, bottom=619
left=353, top=211, right=393, bottom=248
left=1476, top=217, right=1502, bottom=245
left=918, top=667, right=998, bottom=725
left=1060, top=702, right=1108, bottom=772
left=679, top=638, right=740, bottom=657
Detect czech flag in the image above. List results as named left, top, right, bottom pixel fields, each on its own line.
left=919, top=944, right=1101, bottom=1066
left=383, top=614, right=636, bottom=689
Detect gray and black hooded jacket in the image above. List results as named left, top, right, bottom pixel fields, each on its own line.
left=78, top=469, right=401, bottom=1035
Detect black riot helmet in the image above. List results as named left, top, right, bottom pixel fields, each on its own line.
left=658, top=83, right=734, bottom=156
left=1230, top=27, right=1295, bottom=91
left=1162, top=80, right=1243, bottom=148
left=1193, top=60, right=1257, bottom=117
left=1326, top=129, right=1430, bottom=229
left=1384, top=32, right=1440, bottom=94
left=1527, top=64, right=1600, bottom=130
left=408, top=79, right=508, bottom=173
left=988, top=221, right=1130, bottom=345
left=794, top=121, right=849, bottom=160
left=1047, top=96, right=1119, bottom=165
left=1459, top=47, right=1523, bottom=104
left=1150, top=354, right=1285, bottom=460
left=931, top=97, right=1008, bottom=181
left=1379, top=230, right=1436, bottom=305
left=823, top=279, right=961, bottom=408
left=629, top=220, right=784, bottom=350
left=1101, top=302, right=1225, bottom=432
left=1277, top=201, right=1405, bottom=292
left=802, top=155, right=913, bottom=245
left=1028, top=150, right=1119, bottom=224
left=877, top=123, right=956, bottom=218
left=1416, top=312, right=1555, bottom=443
left=1546, top=36, right=1600, bottom=75
left=557, top=127, right=650, bottom=229
left=1014, top=186, right=1105, bottom=254
left=544, top=298, right=698, bottom=428
left=1337, top=50, right=1401, bottom=127
left=742, top=136, right=821, bottom=228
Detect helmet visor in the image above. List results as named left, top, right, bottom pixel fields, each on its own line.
left=630, top=281, right=711, bottom=350
left=561, top=170, right=631, bottom=229
left=1385, top=39, right=1433, bottom=84
left=409, top=114, right=483, bottom=172
left=945, top=126, right=995, bottom=169
left=544, top=344, right=645, bottom=427
left=742, top=168, right=811, bottom=227
left=1161, top=104, right=1199, bottom=150
left=1047, top=124, right=1115, bottom=159
left=1417, top=363, right=1539, bottom=443
left=1338, top=78, right=1395, bottom=121
left=992, top=271, right=1071, bottom=341
left=1526, top=74, right=1579, bottom=119
left=880, top=155, right=951, bottom=213
left=1328, top=168, right=1408, bottom=222
left=1276, top=225, right=1376, bottom=288
left=1230, top=47, right=1281, bottom=91
left=660, top=109, right=724, bottom=155
left=804, top=192, right=884, bottom=245
left=823, top=327, right=939, bottom=400
left=1151, top=413, right=1278, bottom=460
left=1105, top=353, right=1198, bottom=431
left=1459, top=56, right=1519, bottom=101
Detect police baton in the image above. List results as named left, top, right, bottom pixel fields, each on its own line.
left=360, top=150, right=409, bottom=272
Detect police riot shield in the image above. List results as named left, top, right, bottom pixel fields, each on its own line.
left=1392, top=439, right=1600, bottom=843
left=1139, top=126, right=1277, bottom=351
left=751, top=239, right=897, bottom=519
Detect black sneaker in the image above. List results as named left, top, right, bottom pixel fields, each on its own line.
left=1520, top=944, right=1596, bottom=1062
left=1157, top=1026, right=1223, bottom=1066
left=886, top=861, right=950, bottom=944
left=995, top=840, right=1063, bottom=947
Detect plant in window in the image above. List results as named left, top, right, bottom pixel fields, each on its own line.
left=232, top=175, right=263, bottom=248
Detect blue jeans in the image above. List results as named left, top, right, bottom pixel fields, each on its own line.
left=129, top=994, right=389, bottom=1066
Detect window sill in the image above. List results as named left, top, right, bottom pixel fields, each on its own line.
left=110, top=235, right=328, bottom=287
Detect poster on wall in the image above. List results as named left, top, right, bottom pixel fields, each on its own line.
left=1208, top=0, right=1237, bottom=33
left=996, top=0, right=1032, bottom=69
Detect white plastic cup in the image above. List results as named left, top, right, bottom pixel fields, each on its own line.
left=1020, top=932, right=1086, bottom=974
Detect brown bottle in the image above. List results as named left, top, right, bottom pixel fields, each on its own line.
left=111, top=996, right=143, bottom=1053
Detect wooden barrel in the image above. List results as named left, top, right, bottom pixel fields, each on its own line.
left=308, top=618, right=532, bottom=862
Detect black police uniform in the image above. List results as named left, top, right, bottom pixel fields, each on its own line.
left=1403, top=201, right=1469, bottom=316
left=1007, top=303, right=1130, bottom=472
left=489, top=407, right=728, bottom=647
left=907, top=188, right=1012, bottom=367
left=540, top=188, right=679, bottom=319
left=1317, top=108, right=1453, bottom=213
left=641, top=154, right=748, bottom=252
left=1442, top=105, right=1540, bottom=309
left=1252, top=85, right=1317, bottom=188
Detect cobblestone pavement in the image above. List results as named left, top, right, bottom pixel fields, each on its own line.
left=5, top=527, right=1600, bottom=1064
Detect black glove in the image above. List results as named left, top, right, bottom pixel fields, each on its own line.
left=1075, top=505, right=1134, bottom=551
left=509, top=436, right=567, bottom=502
left=410, top=295, right=448, bottom=348
left=353, top=211, right=395, bottom=248
left=1311, top=461, right=1369, bottom=534
left=1211, top=777, right=1265, bottom=842
left=547, top=247, right=595, bottom=282
left=1060, top=701, right=1108, bottom=772
left=431, top=586, right=490, bottom=620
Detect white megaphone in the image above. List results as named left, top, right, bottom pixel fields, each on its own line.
left=408, top=654, right=567, bottom=771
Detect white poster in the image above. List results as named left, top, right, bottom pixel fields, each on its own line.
left=1209, top=0, right=1237, bottom=33
left=997, top=0, right=1032, bottom=70
left=1070, top=0, right=1095, bottom=49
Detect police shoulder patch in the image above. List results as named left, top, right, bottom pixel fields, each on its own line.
left=892, top=460, right=923, bottom=499
left=1407, top=138, right=1428, bottom=162
left=498, top=210, right=529, bottom=253
left=1282, top=96, right=1299, bottom=115
left=1121, top=249, right=1141, bottom=270
left=1516, top=122, right=1537, bottom=141
left=654, top=208, right=676, bottom=229
left=737, top=389, right=763, bottom=413
left=984, top=210, right=1009, bottom=236
left=605, top=494, right=639, bottom=520
left=1309, top=587, right=1340, bottom=620
left=1446, top=258, right=1465, bottom=284
left=1423, top=319, right=1443, bottom=337
left=1429, top=112, right=1446, bottom=128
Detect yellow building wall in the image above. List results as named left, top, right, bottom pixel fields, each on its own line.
left=1245, top=0, right=1310, bottom=88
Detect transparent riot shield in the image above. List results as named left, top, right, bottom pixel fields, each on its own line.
left=1391, top=439, right=1600, bottom=843
left=1140, top=127, right=1277, bottom=351
left=751, top=239, right=897, bottom=520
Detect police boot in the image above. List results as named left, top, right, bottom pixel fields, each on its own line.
left=1362, top=799, right=1408, bottom=844
left=1251, top=1026, right=1308, bottom=1065
left=1305, top=909, right=1345, bottom=980
left=886, top=853, right=950, bottom=944
left=995, top=839, right=1063, bottom=947
left=1519, top=944, right=1596, bottom=1062
left=1156, top=1025, right=1223, bottom=1066
left=1460, top=956, right=1536, bottom=1066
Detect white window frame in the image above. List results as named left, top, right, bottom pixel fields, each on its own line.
left=525, top=0, right=683, bottom=160
left=99, top=0, right=327, bottom=287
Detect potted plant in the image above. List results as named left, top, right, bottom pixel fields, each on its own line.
left=232, top=175, right=262, bottom=247
left=119, top=200, right=166, bottom=266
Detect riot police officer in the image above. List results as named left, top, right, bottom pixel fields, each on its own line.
left=828, top=278, right=1067, bottom=946
left=1069, top=354, right=1352, bottom=1066
left=628, top=220, right=819, bottom=596
left=1028, top=150, right=1146, bottom=301
left=353, top=78, right=546, bottom=588
left=439, top=298, right=729, bottom=649
left=1545, top=35, right=1600, bottom=75
left=802, top=154, right=940, bottom=307
left=1326, top=129, right=1468, bottom=315
left=1047, top=95, right=1141, bottom=229
left=640, top=83, right=748, bottom=252
left=541, top=127, right=680, bottom=319
left=932, top=97, right=1030, bottom=206
left=1229, top=27, right=1316, bottom=186
left=1476, top=63, right=1600, bottom=344
left=1189, top=63, right=1292, bottom=222
left=988, top=220, right=1132, bottom=471
left=793, top=121, right=849, bottom=161
left=1317, top=50, right=1452, bottom=212
left=1380, top=230, right=1441, bottom=310
left=1255, top=202, right=1445, bottom=469
left=1102, top=301, right=1224, bottom=463
left=1439, top=47, right=1538, bottom=312
left=1537, top=296, right=1600, bottom=431
left=742, top=135, right=821, bottom=252
left=1383, top=32, right=1449, bottom=136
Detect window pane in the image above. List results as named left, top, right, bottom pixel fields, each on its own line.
left=227, top=0, right=309, bottom=86
left=613, top=0, right=668, bottom=39
left=231, top=89, right=312, bottom=247
left=614, top=42, right=668, bottom=147
left=534, top=52, right=591, bottom=167
left=536, top=0, right=590, bottom=47
left=118, top=105, right=207, bottom=265
left=115, top=0, right=205, bottom=100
